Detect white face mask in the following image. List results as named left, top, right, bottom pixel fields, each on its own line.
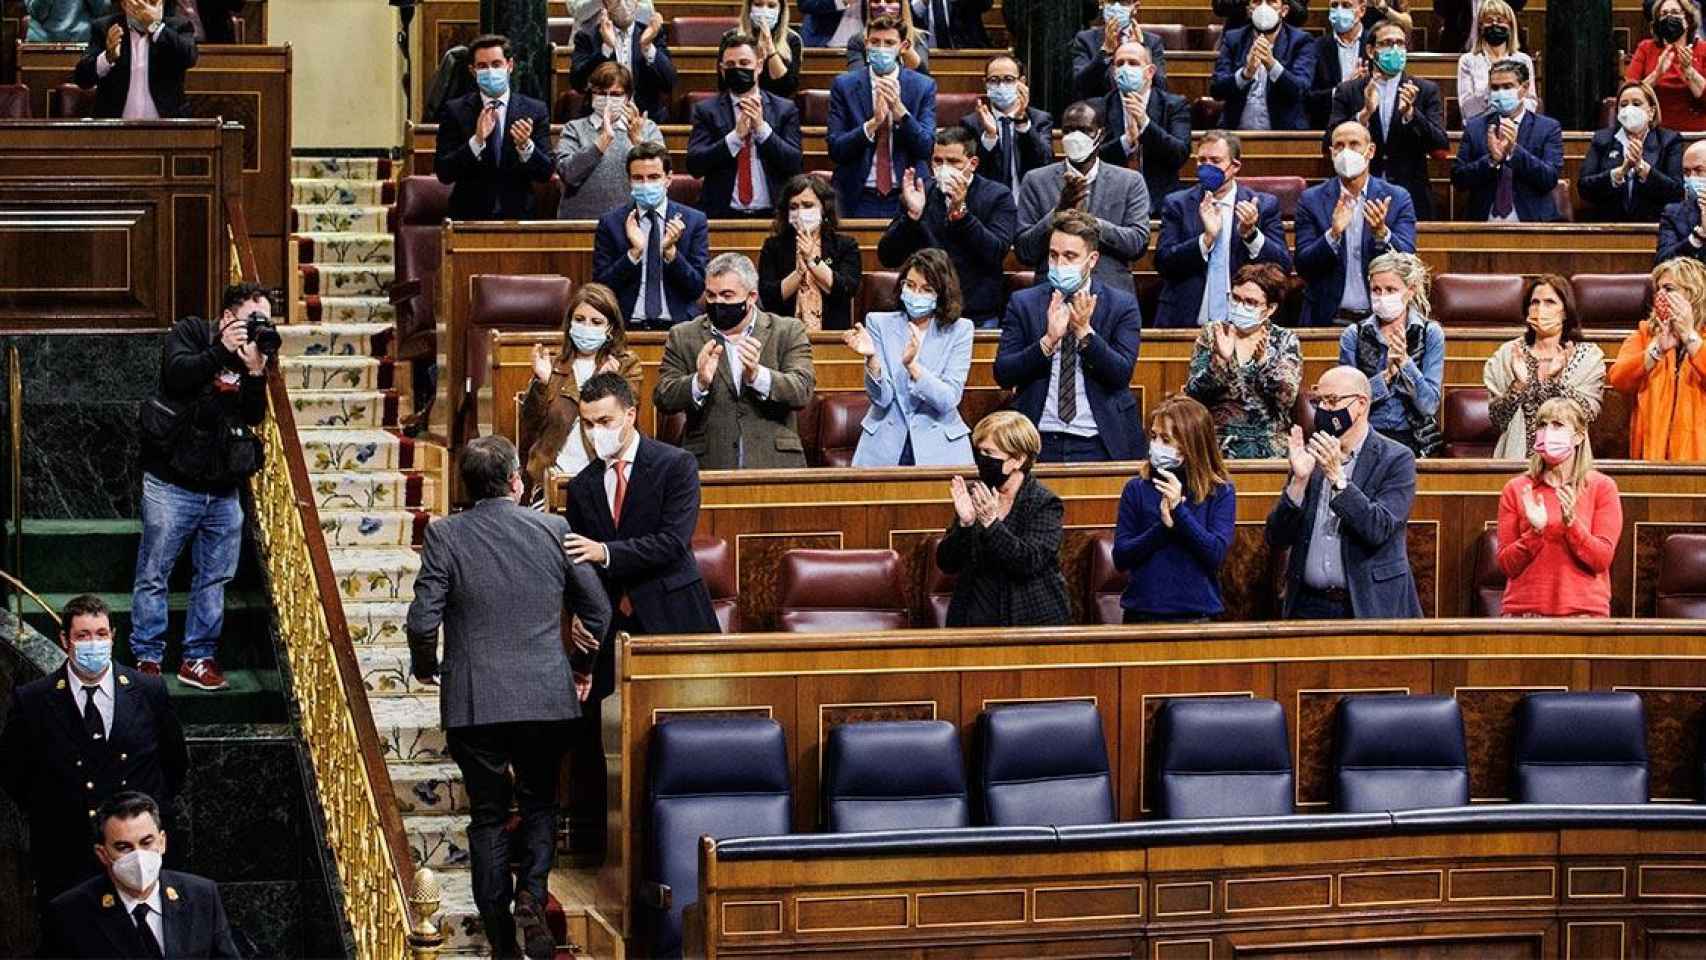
left=590, top=424, right=627, bottom=460
left=1371, top=291, right=1407, bottom=321
left=789, top=206, right=823, bottom=232
left=1618, top=103, right=1651, bottom=133
left=748, top=5, right=779, bottom=29
left=1062, top=131, right=1097, bottom=163
left=1333, top=147, right=1368, bottom=180
left=933, top=165, right=962, bottom=189
left=112, top=849, right=163, bottom=894
left=592, top=94, right=628, bottom=123
left=1249, top=2, right=1281, bottom=31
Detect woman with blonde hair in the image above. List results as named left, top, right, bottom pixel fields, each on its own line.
left=1579, top=80, right=1684, bottom=221
left=739, top=0, right=804, bottom=98
left=1113, top=395, right=1237, bottom=623
left=1483, top=274, right=1606, bottom=459
left=1456, top=0, right=1536, bottom=118
left=1338, top=251, right=1445, bottom=457
left=1609, top=255, right=1706, bottom=459
left=1495, top=397, right=1623, bottom=617
left=936, top=411, right=1069, bottom=627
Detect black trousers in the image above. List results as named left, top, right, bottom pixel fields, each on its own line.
left=1039, top=431, right=1111, bottom=463
left=1290, top=586, right=1355, bottom=620
left=446, top=720, right=572, bottom=957
left=567, top=608, right=640, bottom=859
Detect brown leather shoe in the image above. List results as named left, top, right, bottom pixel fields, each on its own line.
left=177, top=658, right=229, bottom=691
left=513, top=890, right=554, bottom=960
left=136, top=661, right=162, bottom=678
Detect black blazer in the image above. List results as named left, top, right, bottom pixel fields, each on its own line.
left=1325, top=73, right=1448, bottom=220
left=0, top=664, right=188, bottom=902
left=44, top=870, right=239, bottom=958
left=1657, top=198, right=1706, bottom=264
left=566, top=436, right=719, bottom=701
left=757, top=230, right=863, bottom=330
left=569, top=19, right=679, bottom=120
left=926, top=0, right=994, bottom=47
left=1306, top=29, right=1365, bottom=128
left=959, top=106, right=1054, bottom=195
left=937, top=476, right=1071, bottom=627
left=1098, top=85, right=1193, bottom=208
left=1579, top=125, right=1684, bottom=223
left=432, top=91, right=554, bottom=220
left=73, top=14, right=197, bottom=118
left=876, top=173, right=1018, bottom=323
left=1071, top=27, right=1170, bottom=99
left=684, top=90, right=804, bottom=218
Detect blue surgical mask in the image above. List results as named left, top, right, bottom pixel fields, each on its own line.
left=1048, top=263, right=1085, bottom=295
left=72, top=639, right=111, bottom=676
left=1103, top=2, right=1130, bottom=27
left=866, top=46, right=899, bottom=75
left=1228, top=300, right=1265, bottom=330
left=1114, top=65, right=1147, bottom=95
left=475, top=67, right=509, bottom=98
left=569, top=322, right=609, bottom=353
left=900, top=290, right=937, bottom=319
left=1376, top=47, right=1407, bottom=75
left=1488, top=88, right=1520, bottom=116
left=630, top=181, right=666, bottom=209
left=986, top=82, right=1019, bottom=111
left=1688, top=175, right=1706, bottom=198
left=1148, top=440, right=1183, bottom=472
left=1327, top=4, right=1357, bottom=32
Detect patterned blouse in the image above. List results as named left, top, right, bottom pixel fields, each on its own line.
left=1483, top=338, right=1607, bottom=460
left=1185, top=323, right=1303, bottom=459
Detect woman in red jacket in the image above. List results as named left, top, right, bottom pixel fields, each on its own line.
left=1496, top=397, right=1623, bottom=618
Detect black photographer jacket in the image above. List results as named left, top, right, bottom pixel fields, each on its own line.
left=141, top=316, right=268, bottom=494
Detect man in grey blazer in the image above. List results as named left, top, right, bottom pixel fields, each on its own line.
left=1014, top=100, right=1151, bottom=296
left=653, top=253, right=817, bottom=469
left=406, top=436, right=611, bottom=960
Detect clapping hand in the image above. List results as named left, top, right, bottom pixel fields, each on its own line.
left=639, top=14, right=663, bottom=50
left=694, top=338, right=724, bottom=390
left=1364, top=195, right=1392, bottom=237
left=106, top=22, right=124, bottom=60
left=900, top=167, right=927, bottom=219
left=598, top=354, right=622, bottom=374
left=1556, top=483, right=1579, bottom=527
left=123, top=0, right=162, bottom=29
left=1306, top=431, right=1346, bottom=487
left=1626, top=137, right=1646, bottom=178
left=531, top=342, right=554, bottom=382
left=1044, top=290, right=1071, bottom=346
left=1520, top=485, right=1549, bottom=532
left=1154, top=467, right=1184, bottom=527
left=1383, top=324, right=1407, bottom=369
left=735, top=336, right=763, bottom=384
left=509, top=117, right=534, bottom=152
left=969, top=480, right=1001, bottom=525
left=1329, top=191, right=1356, bottom=238
left=1286, top=424, right=1317, bottom=482
left=1398, top=81, right=1418, bottom=122
left=1199, top=192, right=1223, bottom=244
left=976, top=97, right=1000, bottom=138
left=949, top=475, right=977, bottom=525
left=941, top=165, right=970, bottom=210
left=624, top=101, right=646, bottom=133
left=901, top=322, right=923, bottom=368
left=1489, top=118, right=1518, bottom=163
left=1057, top=170, right=1089, bottom=211
left=661, top=214, right=685, bottom=261
left=476, top=100, right=500, bottom=142
left=624, top=209, right=648, bottom=254
left=1212, top=321, right=1237, bottom=361
left=1235, top=199, right=1260, bottom=239
left=1069, top=289, right=1098, bottom=340
left=596, top=106, right=617, bottom=150
left=598, top=9, right=619, bottom=50
left=1014, top=79, right=1031, bottom=116
left=1122, top=91, right=1148, bottom=134
left=842, top=322, right=877, bottom=357
left=1359, top=80, right=1381, bottom=124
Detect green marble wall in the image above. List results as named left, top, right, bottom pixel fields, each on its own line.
left=484, top=0, right=551, bottom=103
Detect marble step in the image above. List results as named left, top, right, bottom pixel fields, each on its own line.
left=373, top=694, right=448, bottom=763
left=289, top=389, right=399, bottom=429
left=344, top=600, right=410, bottom=646
left=278, top=321, right=392, bottom=359
left=299, top=263, right=394, bottom=298
left=291, top=177, right=395, bottom=206
left=356, top=642, right=434, bottom=698
left=300, top=428, right=416, bottom=472
left=292, top=295, right=397, bottom=326
left=281, top=355, right=392, bottom=393
left=329, top=546, right=421, bottom=602
left=292, top=203, right=389, bottom=234
left=308, top=470, right=433, bottom=512
left=290, top=156, right=391, bottom=180
left=391, top=759, right=468, bottom=816
left=319, top=509, right=428, bottom=549
left=295, top=232, right=394, bottom=267
left=407, top=813, right=472, bottom=869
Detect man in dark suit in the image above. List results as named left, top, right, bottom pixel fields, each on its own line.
left=878, top=126, right=1018, bottom=327
left=593, top=141, right=710, bottom=331
left=1295, top=121, right=1417, bottom=326
left=0, top=594, right=188, bottom=917
left=433, top=34, right=554, bottom=221
left=961, top=54, right=1053, bottom=197
left=72, top=0, right=197, bottom=119
left=685, top=31, right=803, bottom=219
left=569, top=0, right=677, bottom=120
left=1098, top=39, right=1192, bottom=208
left=41, top=792, right=238, bottom=958
left=1215, top=0, right=1309, bottom=29
left=1307, top=0, right=1367, bottom=128
left=1070, top=6, right=1169, bottom=99
left=1210, top=0, right=1318, bottom=131
left=913, top=0, right=992, bottom=48
left=1325, top=17, right=1446, bottom=220
left=407, top=436, right=612, bottom=960
left=1153, top=130, right=1292, bottom=328
left=995, top=209, right=1145, bottom=463
left=1267, top=365, right=1422, bottom=619
left=826, top=15, right=938, bottom=219
left=1656, top=141, right=1706, bottom=263
left=1452, top=58, right=1564, bottom=222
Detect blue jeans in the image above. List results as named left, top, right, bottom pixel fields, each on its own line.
left=131, top=472, right=243, bottom=663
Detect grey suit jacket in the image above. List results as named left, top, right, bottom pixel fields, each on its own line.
left=553, top=114, right=665, bottom=220
left=405, top=497, right=612, bottom=728
left=1014, top=160, right=1151, bottom=295
left=653, top=309, right=816, bottom=470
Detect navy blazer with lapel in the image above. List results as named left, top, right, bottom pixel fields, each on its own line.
left=1657, top=198, right=1706, bottom=264
left=1579, top=125, right=1684, bottom=222
left=43, top=870, right=239, bottom=958
left=1265, top=429, right=1423, bottom=619
left=959, top=106, right=1053, bottom=193
left=1293, top=175, right=1418, bottom=327
left=876, top=172, right=1018, bottom=322
left=591, top=200, right=711, bottom=328
left=994, top=279, right=1146, bottom=460
left=432, top=90, right=555, bottom=220
left=1210, top=23, right=1318, bottom=131
left=684, top=90, right=804, bottom=217
left=1306, top=29, right=1364, bottom=127
left=1098, top=85, right=1192, bottom=209
left=1153, top=183, right=1293, bottom=329
left=1325, top=72, right=1448, bottom=220
left=825, top=66, right=938, bottom=216
left=568, top=18, right=679, bottom=120
left=1070, top=27, right=1170, bottom=99
left=565, top=436, right=719, bottom=701
left=73, top=14, right=197, bottom=118
left=1452, top=109, right=1565, bottom=222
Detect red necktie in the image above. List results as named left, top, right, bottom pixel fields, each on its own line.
left=736, top=134, right=755, bottom=206
left=875, top=119, right=893, bottom=195
left=611, top=459, right=632, bottom=615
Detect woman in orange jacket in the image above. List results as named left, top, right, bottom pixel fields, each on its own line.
left=1608, top=256, right=1706, bottom=460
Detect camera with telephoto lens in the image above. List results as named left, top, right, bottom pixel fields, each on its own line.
left=244, top=311, right=282, bottom=357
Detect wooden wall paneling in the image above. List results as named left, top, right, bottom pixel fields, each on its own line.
left=1274, top=658, right=1436, bottom=811
left=1434, top=657, right=1585, bottom=803
left=957, top=668, right=1124, bottom=816
left=1592, top=659, right=1706, bottom=803
left=1117, top=662, right=1276, bottom=820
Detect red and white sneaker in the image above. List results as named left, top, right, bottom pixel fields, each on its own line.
left=136, top=661, right=162, bottom=678
left=177, top=658, right=229, bottom=691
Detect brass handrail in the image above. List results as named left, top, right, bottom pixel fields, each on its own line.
left=8, top=342, right=21, bottom=617
left=0, top=566, right=63, bottom=629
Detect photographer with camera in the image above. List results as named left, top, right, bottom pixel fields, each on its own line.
left=131, top=283, right=272, bottom=691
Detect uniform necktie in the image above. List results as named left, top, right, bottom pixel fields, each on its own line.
left=735, top=106, right=755, bottom=206
left=1057, top=333, right=1080, bottom=423
left=83, top=685, right=103, bottom=742
left=132, top=903, right=163, bottom=960
left=874, top=112, right=894, bottom=195
left=644, top=210, right=664, bottom=320
left=611, top=460, right=633, bottom=616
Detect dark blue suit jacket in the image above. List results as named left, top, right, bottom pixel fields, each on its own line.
left=1098, top=85, right=1192, bottom=210
left=1265, top=429, right=1423, bottom=619
left=1293, top=176, right=1417, bottom=327
left=1452, top=110, right=1565, bottom=222
left=591, top=200, right=710, bottom=329
left=1071, top=27, right=1170, bottom=99
left=1579, top=125, right=1684, bottom=223
left=1210, top=23, right=1317, bottom=131
left=959, top=107, right=1053, bottom=194
left=1656, top=198, right=1706, bottom=264
left=826, top=67, right=937, bottom=214
left=433, top=91, right=554, bottom=220
left=685, top=91, right=804, bottom=217
left=876, top=173, right=1018, bottom=322
left=994, top=280, right=1145, bottom=460
left=1153, top=184, right=1293, bottom=329
left=568, top=19, right=678, bottom=120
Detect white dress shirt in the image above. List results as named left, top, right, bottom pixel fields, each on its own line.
left=862, top=76, right=904, bottom=189
left=691, top=313, right=774, bottom=403
left=1038, top=332, right=1099, bottom=436
left=467, top=89, right=536, bottom=166
left=1236, top=56, right=1286, bottom=132
left=627, top=197, right=674, bottom=322
left=602, top=20, right=660, bottom=70
left=94, top=21, right=163, bottom=119
left=553, top=357, right=599, bottom=477
left=66, top=662, right=114, bottom=737
left=1195, top=186, right=1267, bottom=326
left=116, top=883, right=165, bottom=952
left=600, top=427, right=641, bottom=517
left=1374, top=71, right=1401, bottom=138
left=723, top=92, right=776, bottom=212
left=1326, top=187, right=1371, bottom=313
left=1335, top=26, right=1363, bottom=81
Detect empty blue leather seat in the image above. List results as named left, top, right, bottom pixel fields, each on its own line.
left=646, top=718, right=792, bottom=959
left=975, top=700, right=1115, bottom=826
left=1333, top=695, right=1470, bottom=813
left=1514, top=692, right=1649, bottom=804
left=822, top=720, right=970, bottom=832
left=1153, top=698, right=1294, bottom=820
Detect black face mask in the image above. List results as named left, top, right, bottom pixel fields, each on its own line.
left=973, top=450, right=1011, bottom=490
left=1659, top=15, right=1687, bottom=43
left=1480, top=24, right=1510, bottom=45
left=1312, top=403, right=1357, bottom=439
left=706, top=300, right=750, bottom=331
left=723, top=66, right=757, bottom=94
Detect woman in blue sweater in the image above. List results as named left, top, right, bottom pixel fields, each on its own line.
left=1112, top=394, right=1238, bottom=622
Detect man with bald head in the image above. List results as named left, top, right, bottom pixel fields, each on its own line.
left=1266, top=365, right=1422, bottom=619
left=1293, top=120, right=1416, bottom=326
left=1656, top=140, right=1706, bottom=265
left=1098, top=40, right=1192, bottom=206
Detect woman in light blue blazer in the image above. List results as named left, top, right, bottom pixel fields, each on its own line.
left=843, top=249, right=974, bottom=466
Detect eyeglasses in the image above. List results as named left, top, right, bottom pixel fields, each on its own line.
left=986, top=75, right=1020, bottom=84
left=1310, top=392, right=1363, bottom=408
left=1228, top=293, right=1266, bottom=310
left=1372, top=38, right=1408, bottom=50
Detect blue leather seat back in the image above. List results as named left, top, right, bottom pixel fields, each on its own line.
left=1514, top=692, right=1649, bottom=804
left=976, top=701, right=1115, bottom=826
left=648, top=718, right=792, bottom=959
left=823, top=720, right=971, bottom=832
left=1334, top=695, right=1470, bottom=812
left=1154, top=698, right=1294, bottom=820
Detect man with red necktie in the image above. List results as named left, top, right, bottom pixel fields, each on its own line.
left=686, top=32, right=804, bottom=218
